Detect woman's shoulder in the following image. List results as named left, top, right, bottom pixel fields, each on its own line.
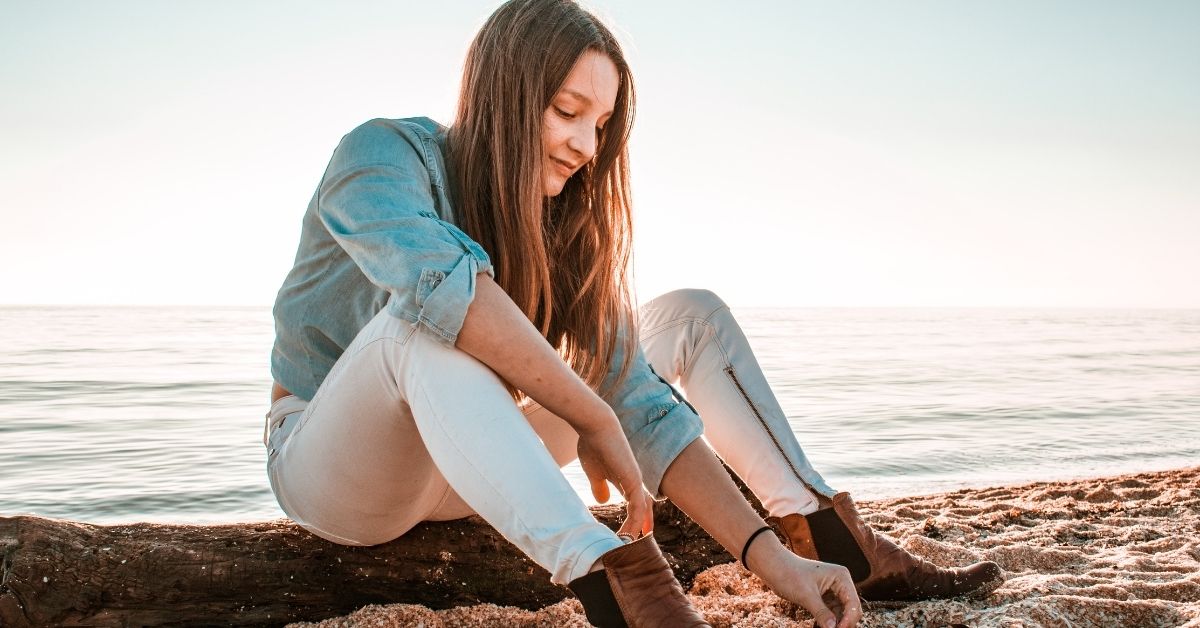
left=329, top=116, right=449, bottom=172
left=340, top=116, right=446, bottom=149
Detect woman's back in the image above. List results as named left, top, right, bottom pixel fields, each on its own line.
left=271, top=117, right=494, bottom=402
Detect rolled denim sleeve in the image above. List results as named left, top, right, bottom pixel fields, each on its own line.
left=599, top=316, right=705, bottom=500
left=317, top=119, right=494, bottom=344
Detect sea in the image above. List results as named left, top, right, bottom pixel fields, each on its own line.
left=1, top=306, right=1197, bottom=525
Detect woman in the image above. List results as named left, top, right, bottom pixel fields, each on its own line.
left=264, top=1, right=1003, bottom=626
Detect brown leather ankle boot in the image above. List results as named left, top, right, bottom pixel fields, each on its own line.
left=767, top=492, right=1005, bottom=601
left=567, top=534, right=710, bottom=628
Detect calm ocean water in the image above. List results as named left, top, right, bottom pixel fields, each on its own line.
left=1, top=306, right=1197, bottom=525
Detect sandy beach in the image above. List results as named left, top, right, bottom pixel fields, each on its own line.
left=288, top=465, right=1200, bottom=627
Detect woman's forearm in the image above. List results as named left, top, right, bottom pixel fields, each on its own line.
left=455, top=272, right=616, bottom=435
left=657, top=437, right=816, bottom=585
left=660, top=438, right=788, bottom=572
left=662, top=440, right=862, bottom=627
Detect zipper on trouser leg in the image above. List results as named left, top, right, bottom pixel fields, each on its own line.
left=648, top=360, right=820, bottom=495
left=723, top=365, right=817, bottom=494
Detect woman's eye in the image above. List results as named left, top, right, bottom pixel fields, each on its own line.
left=555, top=107, right=576, bottom=119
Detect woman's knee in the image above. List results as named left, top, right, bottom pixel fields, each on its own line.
left=642, top=288, right=729, bottom=320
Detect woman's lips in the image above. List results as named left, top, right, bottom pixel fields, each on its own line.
left=552, top=158, right=575, bottom=177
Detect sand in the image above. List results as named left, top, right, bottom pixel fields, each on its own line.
left=287, top=466, right=1200, bottom=627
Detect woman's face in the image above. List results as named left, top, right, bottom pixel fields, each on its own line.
left=542, top=49, right=619, bottom=197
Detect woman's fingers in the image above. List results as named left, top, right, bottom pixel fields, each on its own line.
left=760, top=555, right=860, bottom=628
left=805, top=602, right=839, bottom=628
left=590, top=476, right=611, bottom=503
left=615, top=486, right=644, bottom=537
left=576, top=425, right=651, bottom=537
left=832, top=575, right=863, bottom=628
left=618, top=489, right=654, bottom=540
left=576, top=438, right=612, bottom=503
left=822, top=591, right=844, bottom=617
left=795, top=565, right=861, bottom=628
left=641, top=491, right=654, bottom=535
left=822, top=567, right=861, bottom=628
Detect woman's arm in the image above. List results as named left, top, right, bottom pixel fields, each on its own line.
left=456, top=272, right=612, bottom=434
left=660, top=439, right=862, bottom=628
left=455, top=271, right=654, bottom=539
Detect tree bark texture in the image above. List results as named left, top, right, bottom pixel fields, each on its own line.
left=0, top=482, right=762, bottom=627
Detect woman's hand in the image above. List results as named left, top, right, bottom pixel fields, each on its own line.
left=576, top=419, right=654, bottom=541
left=755, top=551, right=862, bottom=628
left=659, top=440, right=861, bottom=627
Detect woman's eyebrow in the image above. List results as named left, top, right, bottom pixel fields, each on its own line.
left=561, top=88, right=614, bottom=117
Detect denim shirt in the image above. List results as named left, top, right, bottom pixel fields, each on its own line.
left=271, top=117, right=703, bottom=498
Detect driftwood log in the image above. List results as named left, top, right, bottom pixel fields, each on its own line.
left=0, top=473, right=762, bottom=627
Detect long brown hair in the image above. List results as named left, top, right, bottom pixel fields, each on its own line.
left=447, top=0, right=637, bottom=402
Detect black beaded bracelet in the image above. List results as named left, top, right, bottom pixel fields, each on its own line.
left=740, top=525, right=775, bottom=570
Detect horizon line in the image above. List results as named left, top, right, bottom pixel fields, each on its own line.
left=2, top=303, right=1198, bottom=311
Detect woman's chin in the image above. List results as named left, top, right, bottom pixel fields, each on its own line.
left=543, top=177, right=566, bottom=197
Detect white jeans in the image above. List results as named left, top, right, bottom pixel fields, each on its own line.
left=265, top=288, right=835, bottom=585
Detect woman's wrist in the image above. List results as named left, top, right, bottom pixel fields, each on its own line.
left=751, top=538, right=833, bottom=594
left=741, top=525, right=777, bottom=570
left=570, top=405, right=621, bottom=437
left=742, top=527, right=792, bottom=579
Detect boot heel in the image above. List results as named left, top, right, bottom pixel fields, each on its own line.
left=567, top=534, right=710, bottom=627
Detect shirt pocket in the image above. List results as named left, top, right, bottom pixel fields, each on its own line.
left=415, top=267, right=447, bottom=308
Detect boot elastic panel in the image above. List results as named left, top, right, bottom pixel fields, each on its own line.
left=567, top=569, right=627, bottom=628
left=807, top=507, right=872, bottom=582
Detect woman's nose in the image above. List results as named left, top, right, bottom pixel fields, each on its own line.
left=566, top=123, right=597, bottom=161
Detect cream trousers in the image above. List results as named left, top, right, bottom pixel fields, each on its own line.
left=264, top=288, right=835, bottom=585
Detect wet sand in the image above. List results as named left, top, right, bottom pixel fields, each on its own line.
left=288, top=466, right=1200, bottom=627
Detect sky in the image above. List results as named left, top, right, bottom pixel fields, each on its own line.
left=2, top=0, right=1197, bottom=308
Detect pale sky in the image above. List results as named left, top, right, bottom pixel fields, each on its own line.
left=2, top=1, right=1197, bottom=307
